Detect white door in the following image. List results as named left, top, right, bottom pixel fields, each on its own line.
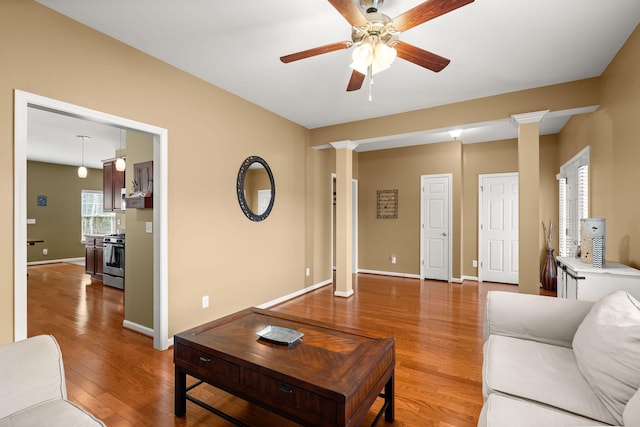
left=479, top=173, right=519, bottom=284
left=421, top=174, right=451, bottom=281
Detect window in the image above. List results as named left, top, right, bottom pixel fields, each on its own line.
left=81, top=190, right=115, bottom=241
left=557, top=147, right=589, bottom=257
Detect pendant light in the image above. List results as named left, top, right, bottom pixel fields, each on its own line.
left=115, top=128, right=126, bottom=172
left=77, top=135, right=89, bottom=178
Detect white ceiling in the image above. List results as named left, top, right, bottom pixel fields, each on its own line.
left=27, top=0, right=640, bottom=164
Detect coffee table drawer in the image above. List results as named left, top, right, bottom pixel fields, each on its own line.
left=176, top=345, right=240, bottom=384
left=244, top=368, right=337, bottom=422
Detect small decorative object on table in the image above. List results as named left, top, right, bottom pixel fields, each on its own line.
left=256, top=325, right=303, bottom=346
left=541, top=220, right=557, bottom=291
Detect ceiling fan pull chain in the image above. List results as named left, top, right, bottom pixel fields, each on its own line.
left=368, top=65, right=373, bottom=102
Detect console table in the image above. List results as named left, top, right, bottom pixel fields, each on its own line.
left=174, top=307, right=395, bottom=427
left=556, top=256, right=640, bottom=301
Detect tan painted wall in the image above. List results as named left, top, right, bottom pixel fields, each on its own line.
left=26, top=161, right=102, bottom=262
left=358, top=141, right=463, bottom=277
left=1, top=1, right=308, bottom=343
left=559, top=23, right=640, bottom=267
left=123, top=131, right=154, bottom=329
left=309, top=79, right=600, bottom=146
left=461, top=139, right=519, bottom=277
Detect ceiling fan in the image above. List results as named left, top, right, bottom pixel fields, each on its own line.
left=280, top=0, right=474, bottom=93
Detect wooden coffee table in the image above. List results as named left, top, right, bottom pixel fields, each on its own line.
left=174, top=307, right=395, bottom=426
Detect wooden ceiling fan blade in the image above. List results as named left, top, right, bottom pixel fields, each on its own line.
left=393, top=0, right=474, bottom=32
left=280, top=41, right=352, bottom=63
left=395, top=42, right=450, bottom=72
left=327, top=0, right=368, bottom=27
left=346, top=70, right=365, bottom=92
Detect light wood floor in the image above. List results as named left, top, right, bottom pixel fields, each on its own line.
left=27, top=263, right=519, bottom=426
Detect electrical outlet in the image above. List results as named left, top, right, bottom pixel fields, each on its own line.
left=391, top=256, right=397, bottom=264
left=305, top=267, right=310, bottom=277
left=473, top=260, right=478, bottom=268
left=42, top=248, right=48, bottom=256
left=145, top=222, right=153, bottom=233
left=202, top=295, right=209, bottom=309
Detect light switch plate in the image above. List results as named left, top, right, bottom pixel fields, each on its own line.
left=145, top=222, right=153, bottom=233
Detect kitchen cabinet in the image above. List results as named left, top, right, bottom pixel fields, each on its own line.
left=85, top=236, right=104, bottom=281
left=103, top=160, right=125, bottom=212
left=556, top=256, right=640, bottom=301
left=124, top=161, right=153, bottom=209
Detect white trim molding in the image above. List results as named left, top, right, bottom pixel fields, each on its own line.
left=329, top=140, right=359, bottom=151
left=510, top=110, right=549, bottom=127
left=257, top=280, right=332, bottom=309
left=123, top=320, right=154, bottom=337
left=358, top=269, right=421, bottom=279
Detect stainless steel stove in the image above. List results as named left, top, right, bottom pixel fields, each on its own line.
left=103, top=233, right=125, bottom=289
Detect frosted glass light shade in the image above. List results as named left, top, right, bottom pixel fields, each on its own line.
left=77, top=166, right=87, bottom=178
left=373, top=42, right=396, bottom=71
left=115, top=157, right=126, bottom=172
left=350, top=40, right=396, bottom=76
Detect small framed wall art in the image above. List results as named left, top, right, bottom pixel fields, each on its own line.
left=376, top=189, right=398, bottom=219
left=37, top=195, right=47, bottom=206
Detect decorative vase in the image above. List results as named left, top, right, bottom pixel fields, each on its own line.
left=541, top=248, right=557, bottom=291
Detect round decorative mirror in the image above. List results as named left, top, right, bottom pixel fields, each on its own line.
left=236, top=156, right=275, bottom=222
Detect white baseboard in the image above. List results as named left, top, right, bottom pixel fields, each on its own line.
left=257, top=279, right=333, bottom=309
left=334, top=289, right=354, bottom=297
left=123, top=320, right=154, bottom=337
left=27, top=257, right=84, bottom=266
left=358, top=269, right=421, bottom=279
left=461, top=275, right=479, bottom=282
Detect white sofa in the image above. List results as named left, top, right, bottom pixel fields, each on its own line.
left=479, top=290, right=640, bottom=427
left=0, top=335, right=106, bottom=427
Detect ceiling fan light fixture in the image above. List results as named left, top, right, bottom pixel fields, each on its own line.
left=350, top=41, right=374, bottom=75
left=350, top=38, right=396, bottom=76
left=373, top=41, right=396, bottom=71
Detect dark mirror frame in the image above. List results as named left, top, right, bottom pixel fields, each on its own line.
left=236, top=155, right=275, bottom=222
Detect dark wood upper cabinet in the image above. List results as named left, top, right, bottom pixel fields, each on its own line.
left=103, top=160, right=125, bottom=212
left=124, top=161, right=153, bottom=209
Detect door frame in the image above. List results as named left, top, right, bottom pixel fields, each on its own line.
left=478, top=172, right=518, bottom=283
left=14, top=90, right=170, bottom=350
left=330, top=174, right=358, bottom=275
left=420, top=173, right=452, bottom=281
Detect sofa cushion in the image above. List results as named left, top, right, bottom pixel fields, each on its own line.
left=0, top=399, right=105, bottom=427
left=478, top=393, right=610, bottom=427
left=624, top=387, right=640, bottom=426
left=483, top=334, right=616, bottom=424
left=0, top=335, right=66, bottom=419
left=573, top=290, right=640, bottom=425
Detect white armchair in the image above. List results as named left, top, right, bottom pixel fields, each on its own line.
left=0, top=335, right=105, bottom=427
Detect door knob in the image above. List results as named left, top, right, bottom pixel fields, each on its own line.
left=442, top=232, right=448, bottom=236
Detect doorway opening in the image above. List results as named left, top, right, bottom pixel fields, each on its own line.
left=14, top=90, right=170, bottom=350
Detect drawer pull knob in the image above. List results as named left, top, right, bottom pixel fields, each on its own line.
left=278, top=384, right=294, bottom=394
left=199, top=355, right=212, bottom=363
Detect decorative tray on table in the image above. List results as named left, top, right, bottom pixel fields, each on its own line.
left=256, top=325, right=303, bottom=346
